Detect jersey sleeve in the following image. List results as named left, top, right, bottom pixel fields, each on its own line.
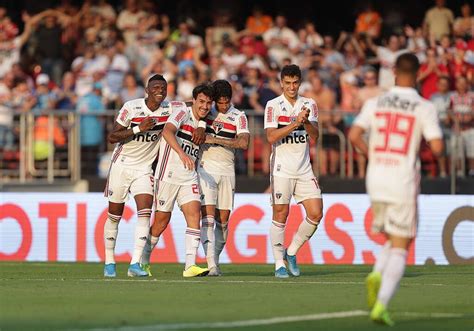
left=264, top=100, right=278, bottom=129
left=421, top=102, right=443, bottom=141
left=167, top=106, right=188, bottom=129
left=353, top=98, right=376, bottom=130
left=116, top=102, right=132, bottom=127
left=308, top=99, right=319, bottom=123
left=236, top=112, right=250, bottom=134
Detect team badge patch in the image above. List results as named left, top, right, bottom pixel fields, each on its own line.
left=159, top=200, right=165, bottom=206
left=276, top=193, right=282, bottom=199
left=213, top=121, right=224, bottom=133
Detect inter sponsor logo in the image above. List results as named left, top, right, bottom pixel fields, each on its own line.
left=182, top=142, right=199, bottom=158
left=282, top=133, right=309, bottom=144
left=133, top=132, right=160, bottom=142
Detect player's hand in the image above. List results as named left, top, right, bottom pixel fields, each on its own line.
left=179, top=152, right=195, bottom=170
left=139, top=116, right=155, bottom=132
left=296, top=107, right=310, bottom=125
left=192, top=127, right=206, bottom=145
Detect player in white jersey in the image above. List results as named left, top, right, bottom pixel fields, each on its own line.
left=103, top=74, right=176, bottom=278
left=197, top=80, right=250, bottom=276
left=140, top=83, right=213, bottom=278
left=264, top=64, right=323, bottom=278
left=349, top=53, right=443, bottom=326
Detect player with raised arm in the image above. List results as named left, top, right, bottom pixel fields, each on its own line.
left=104, top=74, right=172, bottom=278
left=349, top=53, right=443, bottom=326
left=140, top=83, right=213, bottom=277
left=264, top=64, right=323, bottom=278
left=198, top=80, right=250, bottom=276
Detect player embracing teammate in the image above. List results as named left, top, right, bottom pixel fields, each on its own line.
left=264, top=65, right=323, bottom=278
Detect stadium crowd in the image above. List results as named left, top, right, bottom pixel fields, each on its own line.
left=0, top=0, right=473, bottom=178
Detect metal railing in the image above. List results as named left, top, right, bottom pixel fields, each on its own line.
left=0, top=108, right=467, bottom=194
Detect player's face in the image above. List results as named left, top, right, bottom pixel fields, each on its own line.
left=146, top=80, right=167, bottom=104
left=193, top=93, right=212, bottom=119
left=281, top=75, right=301, bottom=99
left=215, top=97, right=231, bottom=113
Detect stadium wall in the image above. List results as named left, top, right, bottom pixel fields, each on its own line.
left=1, top=193, right=472, bottom=265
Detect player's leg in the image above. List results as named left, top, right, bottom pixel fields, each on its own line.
left=127, top=192, right=153, bottom=277
left=103, top=165, right=130, bottom=277
left=199, top=170, right=218, bottom=273
left=370, top=203, right=416, bottom=326
left=212, top=175, right=234, bottom=275
left=179, top=183, right=209, bottom=277
left=365, top=202, right=390, bottom=309
left=104, top=201, right=124, bottom=277
left=140, top=180, right=175, bottom=275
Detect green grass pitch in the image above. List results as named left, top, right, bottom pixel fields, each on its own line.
left=0, top=263, right=473, bottom=330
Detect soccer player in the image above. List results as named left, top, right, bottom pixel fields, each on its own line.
left=141, top=83, right=213, bottom=277
left=349, top=53, right=443, bottom=326
left=264, top=64, right=323, bottom=278
left=104, top=74, right=174, bottom=277
left=198, top=80, right=250, bottom=276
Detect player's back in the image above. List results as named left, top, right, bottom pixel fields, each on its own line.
left=359, top=87, right=441, bottom=203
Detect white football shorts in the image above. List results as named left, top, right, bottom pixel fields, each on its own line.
left=270, top=175, right=322, bottom=205
left=154, top=179, right=201, bottom=212
left=104, top=163, right=154, bottom=203
left=198, top=169, right=235, bottom=211
left=371, top=201, right=418, bottom=238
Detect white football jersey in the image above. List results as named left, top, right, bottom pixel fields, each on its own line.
left=264, top=94, right=318, bottom=178
left=155, top=106, right=202, bottom=185
left=354, top=87, right=442, bottom=203
left=198, top=105, right=249, bottom=176
left=110, top=98, right=182, bottom=171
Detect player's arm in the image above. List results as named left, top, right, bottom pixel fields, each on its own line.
left=348, top=125, right=368, bottom=157
left=162, top=122, right=195, bottom=170
left=108, top=117, right=154, bottom=144
left=266, top=110, right=307, bottom=144
left=206, top=133, right=250, bottom=150
left=428, top=138, right=444, bottom=157
left=304, top=121, right=319, bottom=143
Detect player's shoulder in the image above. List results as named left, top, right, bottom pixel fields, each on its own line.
left=229, top=105, right=246, bottom=117
left=123, top=98, right=144, bottom=109
left=298, top=95, right=316, bottom=104
left=170, top=100, right=187, bottom=110
left=266, top=95, right=282, bottom=107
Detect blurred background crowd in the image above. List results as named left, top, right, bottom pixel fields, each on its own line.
left=0, top=0, right=473, bottom=182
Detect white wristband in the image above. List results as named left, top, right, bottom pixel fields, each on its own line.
left=132, top=126, right=141, bottom=134
left=198, top=120, right=207, bottom=128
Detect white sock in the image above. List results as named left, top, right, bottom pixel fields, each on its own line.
left=270, top=220, right=286, bottom=270
left=130, top=209, right=151, bottom=264
left=377, top=248, right=407, bottom=306
left=104, top=213, right=121, bottom=264
left=185, top=227, right=201, bottom=270
left=201, top=216, right=216, bottom=269
left=373, top=241, right=391, bottom=274
left=287, top=217, right=319, bottom=256
left=140, top=235, right=159, bottom=265
left=214, top=220, right=228, bottom=264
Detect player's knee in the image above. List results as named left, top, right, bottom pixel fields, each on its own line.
left=307, top=210, right=323, bottom=223
left=274, top=207, right=289, bottom=221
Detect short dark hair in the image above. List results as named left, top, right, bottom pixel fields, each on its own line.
left=280, top=64, right=302, bottom=80
left=192, top=83, right=214, bottom=100
left=212, top=80, right=232, bottom=101
left=395, top=53, right=420, bottom=76
left=147, top=74, right=167, bottom=85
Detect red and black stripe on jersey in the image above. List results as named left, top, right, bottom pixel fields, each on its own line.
left=130, top=115, right=169, bottom=131
left=176, top=124, right=195, bottom=142
left=276, top=116, right=305, bottom=131
left=205, top=118, right=237, bottom=139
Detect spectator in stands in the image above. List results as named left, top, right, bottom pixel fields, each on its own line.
left=303, top=75, right=340, bottom=176
left=318, top=35, right=346, bottom=93
left=406, top=26, right=428, bottom=63
left=351, top=67, right=384, bottom=178
left=76, top=82, right=106, bottom=176
left=430, top=76, right=452, bottom=177
left=71, top=46, right=107, bottom=97
left=91, top=0, right=117, bottom=24
left=221, top=42, right=246, bottom=75
left=176, top=65, right=199, bottom=101
left=263, top=15, right=298, bottom=67
left=355, top=2, right=383, bottom=39
left=367, top=34, right=408, bottom=90
left=206, top=9, right=237, bottom=56
left=418, top=48, right=449, bottom=99
left=33, top=74, right=57, bottom=113
left=449, top=76, right=474, bottom=176
left=245, top=6, right=273, bottom=37
left=0, top=78, right=14, bottom=152
left=10, top=78, right=36, bottom=112
left=423, top=0, right=454, bottom=42
left=119, top=73, right=144, bottom=104
left=448, top=40, right=473, bottom=84
left=454, top=3, right=473, bottom=39
left=103, top=41, right=130, bottom=108
left=56, top=71, right=77, bottom=110
left=116, top=0, right=146, bottom=46
left=304, top=22, right=324, bottom=48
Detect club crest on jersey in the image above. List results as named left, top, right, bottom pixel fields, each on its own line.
left=213, top=121, right=224, bottom=133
